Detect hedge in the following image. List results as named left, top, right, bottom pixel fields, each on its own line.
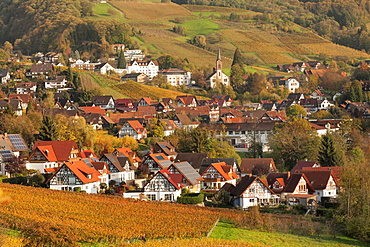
left=177, top=193, right=205, bottom=204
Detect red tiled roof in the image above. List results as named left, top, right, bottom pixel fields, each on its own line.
left=239, top=158, right=277, bottom=175
left=301, top=166, right=342, bottom=183
left=231, top=175, right=275, bottom=196
left=35, top=145, right=58, bottom=162
left=33, top=141, right=79, bottom=161
left=159, top=169, right=181, bottom=190
left=283, top=173, right=315, bottom=193
left=80, top=150, right=98, bottom=159
left=9, top=94, right=32, bottom=103
left=203, top=162, right=238, bottom=180
left=127, top=120, right=145, bottom=134
left=79, top=107, right=106, bottom=116
left=64, top=160, right=101, bottom=184
left=149, top=153, right=170, bottom=163
left=291, top=161, right=320, bottom=174
left=115, top=148, right=141, bottom=163
left=295, top=170, right=337, bottom=190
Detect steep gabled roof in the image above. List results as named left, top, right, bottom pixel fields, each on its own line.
left=266, top=172, right=290, bottom=188
left=284, top=173, right=315, bottom=193
left=168, top=161, right=203, bottom=185
left=231, top=175, right=275, bottom=196
left=200, top=158, right=237, bottom=174
left=0, top=69, right=9, bottom=77
left=80, top=150, right=98, bottom=159
left=220, top=183, right=236, bottom=193
left=301, top=166, right=342, bottom=184
left=174, top=113, right=193, bottom=125
left=175, top=153, right=209, bottom=170
left=291, top=161, right=320, bottom=173
left=61, top=160, right=101, bottom=184
left=296, top=170, right=338, bottom=190
left=34, top=145, right=58, bottom=162
left=239, top=158, right=277, bottom=175
left=202, top=162, right=238, bottom=181
left=176, top=95, right=198, bottom=105
left=79, top=106, right=106, bottom=116
left=91, top=95, right=114, bottom=105
left=127, top=120, right=145, bottom=134
left=9, top=94, right=32, bottom=103
left=154, top=141, right=177, bottom=156
left=139, top=97, right=153, bottom=105
left=33, top=141, right=79, bottom=161
left=157, top=169, right=181, bottom=190
left=30, top=63, right=53, bottom=73
left=114, top=147, right=141, bottom=163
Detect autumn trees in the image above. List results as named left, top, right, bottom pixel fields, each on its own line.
left=174, top=127, right=241, bottom=164
left=269, top=119, right=320, bottom=170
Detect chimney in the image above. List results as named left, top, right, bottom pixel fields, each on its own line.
left=287, top=171, right=291, bottom=178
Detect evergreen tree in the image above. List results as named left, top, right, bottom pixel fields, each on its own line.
left=349, top=80, right=364, bottom=102
left=38, top=115, right=58, bottom=141
left=230, top=63, right=245, bottom=94
left=318, top=132, right=344, bottom=167
left=117, top=49, right=126, bottom=69
left=231, top=48, right=244, bottom=66
left=67, top=66, right=74, bottom=83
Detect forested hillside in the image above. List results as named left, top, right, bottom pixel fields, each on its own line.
left=172, top=0, right=370, bottom=53
left=0, top=0, right=133, bottom=58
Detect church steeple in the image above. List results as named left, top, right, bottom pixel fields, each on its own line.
left=216, top=48, right=222, bottom=71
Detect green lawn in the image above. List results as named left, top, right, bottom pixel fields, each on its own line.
left=92, top=3, right=115, bottom=17
left=91, top=3, right=126, bottom=21
left=181, top=19, right=220, bottom=36
left=210, top=221, right=368, bottom=247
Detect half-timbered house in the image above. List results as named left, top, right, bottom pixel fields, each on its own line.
left=201, top=162, right=238, bottom=190
left=231, top=175, right=279, bottom=209
left=26, top=141, right=80, bottom=173
left=139, top=153, right=172, bottom=174
left=48, top=160, right=102, bottom=193
left=166, top=161, right=203, bottom=192
left=281, top=173, right=316, bottom=201
left=100, top=153, right=135, bottom=185
left=118, top=120, right=147, bottom=139
left=152, top=141, right=177, bottom=159
left=296, top=170, right=338, bottom=204
left=123, top=169, right=182, bottom=201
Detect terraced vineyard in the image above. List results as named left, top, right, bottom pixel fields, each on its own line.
left=97, top=2, right=370, bottom=68
left=0, top=183, right=254, bottom=246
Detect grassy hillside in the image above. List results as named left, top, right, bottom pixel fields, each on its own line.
left=105, top=2, right=370, bottom=69
left=210, top=221, right=367, bottom=247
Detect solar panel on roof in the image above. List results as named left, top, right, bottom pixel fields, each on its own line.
left=8, top=134, right=28, bottom=150
left=155, top=155, right=165, bottom=160
left=159, top=144, right=168, bottom=149
left=82, top=158, right=93, bottom=168
left=0, top=150, right=13, bottom=158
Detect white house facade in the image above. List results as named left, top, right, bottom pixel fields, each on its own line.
left=126, top=60, right=159, bottom=80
